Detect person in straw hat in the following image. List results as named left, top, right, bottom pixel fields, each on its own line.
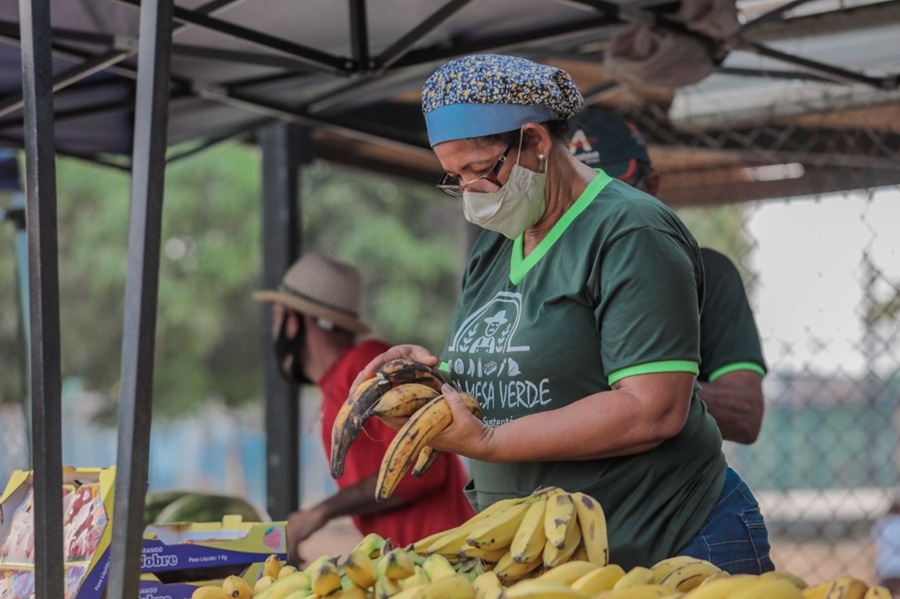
left=567, top=108, right=767, bottom=445
left=254, top=252, right=474, bottom=563
left=353, top=54, right=773, bottom=572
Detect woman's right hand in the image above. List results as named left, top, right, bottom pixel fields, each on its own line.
left=349, top=344, right=439, bottom=390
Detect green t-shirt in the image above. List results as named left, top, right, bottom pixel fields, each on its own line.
left=698, top=247, right=767, bottom=382
left=441, top=172, right=726, bottom=569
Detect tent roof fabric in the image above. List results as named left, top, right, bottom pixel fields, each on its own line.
left=0, top=0, right=898, bottom=203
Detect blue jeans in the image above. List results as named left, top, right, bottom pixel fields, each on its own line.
left=677, top=467, right=775, bottom=574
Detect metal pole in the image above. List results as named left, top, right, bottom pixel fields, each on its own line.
left=17, top=0, right=64, bottom=594
left=0, top=150, right=30, bottom=464
left=259, top=122, right=308, bottom=520
left=11, top=193, right=33, bottom=466
left=106, top=0, right=173, bottom=596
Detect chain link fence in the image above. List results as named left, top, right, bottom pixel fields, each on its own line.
left=627, top=98, right=900, bottom=586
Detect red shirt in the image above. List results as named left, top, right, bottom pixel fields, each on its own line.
left=319, top=339, right=475, bottom=546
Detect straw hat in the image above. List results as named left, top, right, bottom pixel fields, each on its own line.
left=253, top=252, right=370, bottom=335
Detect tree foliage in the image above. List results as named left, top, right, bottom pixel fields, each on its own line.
left=0, top=144, right=758, bottom=420
left=0, top=144, right=461, bottom=420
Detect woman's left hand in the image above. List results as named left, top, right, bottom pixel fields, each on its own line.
left=426, top=383, right=496, bottom=460
left=376, top=383, right=494, bottom=459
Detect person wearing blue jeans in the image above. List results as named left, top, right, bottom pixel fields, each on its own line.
left=678, top=467, right=774, bottom=573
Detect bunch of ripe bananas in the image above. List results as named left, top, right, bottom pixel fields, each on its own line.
left=193, top=532, right=487, bottom=599
left=329, top=358, right=482, bottom=500
left=412, top=487, right=609, bottom=585
left=189, top=554, right=299, bottom=598
left=189, top=492, right=891, bottom=599
left=192, top=551, right=888, bottom=599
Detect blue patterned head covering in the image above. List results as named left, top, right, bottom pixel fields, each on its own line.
left=422, top=54, right=584, bottom=147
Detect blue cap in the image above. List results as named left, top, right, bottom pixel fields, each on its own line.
left=422, top=54, right=584, bottom=147
left=567, top=108, right=651, bottom=178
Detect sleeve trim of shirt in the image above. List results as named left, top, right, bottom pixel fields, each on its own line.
left=608, top=360, right=700, bottom=385
left=708, top=361, right=766, bottom=382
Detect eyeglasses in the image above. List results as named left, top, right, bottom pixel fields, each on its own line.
left=436, top=144, right=513, bottom=198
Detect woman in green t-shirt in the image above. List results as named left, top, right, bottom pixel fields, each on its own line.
left=353, top=53, right=773, bottom=573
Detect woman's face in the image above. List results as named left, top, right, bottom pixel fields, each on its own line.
left=434, top=138, right=517, bottom=196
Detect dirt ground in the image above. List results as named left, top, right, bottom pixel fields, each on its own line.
left=297, top=516, right=363, bottom=565
left=299, top=520, right=883, bottom=589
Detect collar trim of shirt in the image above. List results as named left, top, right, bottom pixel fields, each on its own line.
left=509, top=169, right=613, bottom=285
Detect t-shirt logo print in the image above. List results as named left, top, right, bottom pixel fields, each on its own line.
left=449, top=292, right=530, bottom=355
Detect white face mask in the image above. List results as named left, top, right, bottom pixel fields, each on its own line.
left=462, top=133, right=547, bottom=239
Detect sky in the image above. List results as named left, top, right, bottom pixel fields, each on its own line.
left=747, top=186, right=900, bottom=377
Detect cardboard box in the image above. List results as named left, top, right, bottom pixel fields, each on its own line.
left=141, top=516, right=286, bottom=573
left=0, top=467, right=284, bottom=598
left=0, top=467, right=115, bottom=599
left=138, top=562, right=265, bottom=599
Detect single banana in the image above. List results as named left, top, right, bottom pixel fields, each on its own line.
left=682, top=574, right=760, bottom=599
left=254, top=575, right=276, bottom=594
left=573, top=544, right=590, bottom=562
left=759, top=570, right=808, bottom=589
left=377, top=358, right=447, bottom=390
left=389, top=574, right=476, bottom=599
left=277, top=565, right=298, bottom=579
left=458, top=543, right=510, bottom=562
left=263, top=553, right=283, bottom=579
left=822, top=576, right=869, bottom=599
left=542, top=503, right=582, bottom=568
left=473, top=570, right=504, bottom=599
left=414, top=574, right=477, bottom=599
left=306, top=555, right=343, bottom=597
left=341, top=547, right=378, bottom=589
left=802, top=582, right=836, bottom=599
left=464, top=496, right=537, bottom=553
left=729, top=578, right=804, bottom=599
left=380, top=547, right=418, bottom=580
left=330, top=585, right=369, bottom=599
left=330, top=376, right=391, bottom=478
left=191, top=587, right=232, bottom=599
left=543, top=491, right=576, bottom=550
left=370, top=383, right=442, bottom=417
left=375, top=574, right=404, bottom=599
left=571, top=563, right=627, bottom=594
left=222, top=574, right=254, bottom=599
left=505, top=579, right=591, bottom=599
left=571, top=491, right=609, bottom=567
left=612, top=566, right=655, bottom=590
left=412, top=446, right=442, bottom=477
left=650, top=555, right=709, bottom=583
left=656, top=560, right=721, bottom=591
left=355, top=532, right=388, bottom=558
left=492, top=550, right=543, bottom=585
left=597, top=583, right=679, bottom=598
left=417, top=495, right=530, bottom=556
left=401, top=565, right=431, bottom=590
left=422, top=553, right=459, bottom=581
left=863, top=585, right=892, bottom=599
left=509, top=494, right=548, bottom=564
left=536, top=560, right=599, bottom=585
left=377, top=392, right=482, bottom=501
left=254, top=571, right=316, bottom=599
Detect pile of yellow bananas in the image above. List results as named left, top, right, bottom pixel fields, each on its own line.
left=412, top=487, right=609, bottom=583
left=191, top=548, right=890, bottom=599
left=189, top=554, right=296, bottom=598
left=189, top=487, right=892, bottom=599
left=328, top=358, right=482, bottom=500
